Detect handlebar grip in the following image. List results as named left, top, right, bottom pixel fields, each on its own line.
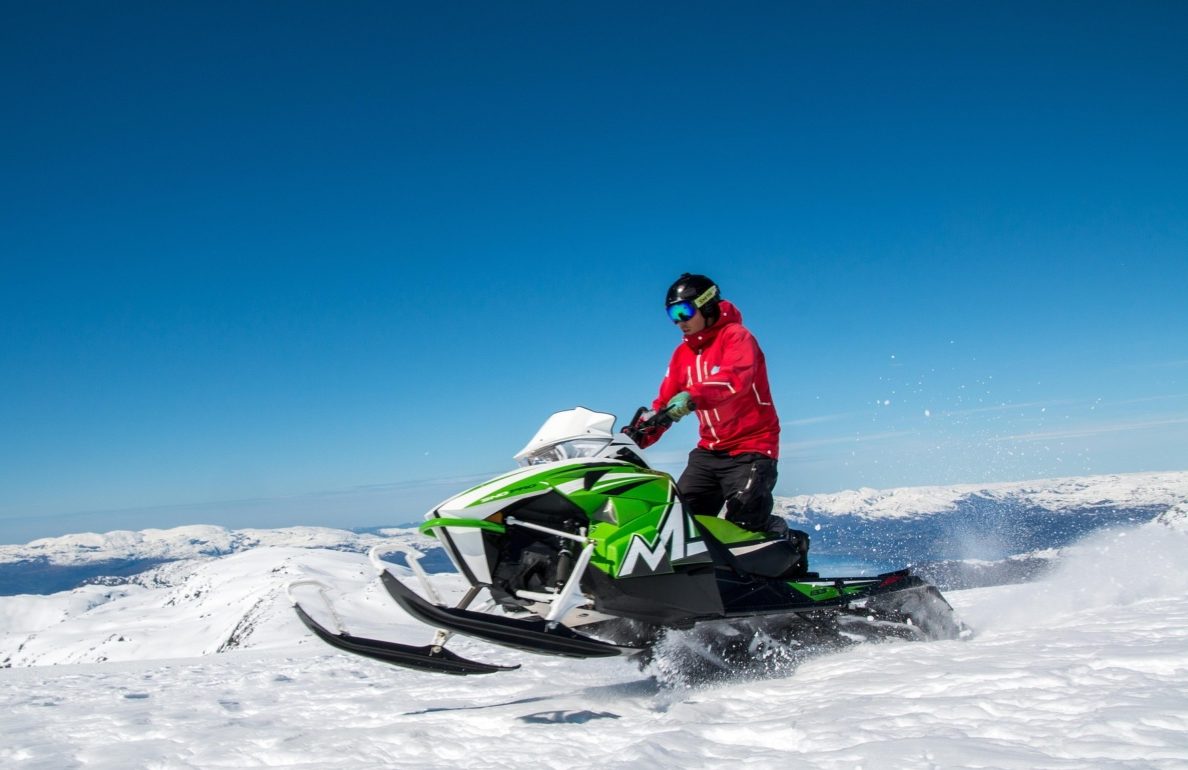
left=624, top=399, right=696, bottom=440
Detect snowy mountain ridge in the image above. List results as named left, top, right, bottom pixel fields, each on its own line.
left=0, top=523, right=421, bottom=567
left=777, top=469, right=1188, bottom=520
left=3, top=469, right=1186, bottom=669
left=6, top=470, right=1185, bottom=569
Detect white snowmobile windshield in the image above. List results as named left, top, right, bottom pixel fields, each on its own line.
left=516, top=437, right=612, bottom=467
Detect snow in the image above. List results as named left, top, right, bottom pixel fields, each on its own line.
left=780, top=470, right=1188, bottom=520
left=1157, top=502, right=1188, bottom=532
left=7, top=471, right=1184, bottom=571
left=0, top=547, right=422, bottom=667
left=2, top=519, right=1187, bottom=768
left=1, top=525, right=414, bottom=566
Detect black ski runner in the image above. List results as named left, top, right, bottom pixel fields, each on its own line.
left=293, top=602, right=519, bottom=675
left=380, top=571, right=639, bottom=658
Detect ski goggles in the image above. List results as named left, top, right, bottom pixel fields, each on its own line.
left=666, top=285, right=718, bottom=323
left=666, top=301, right=698, bottom=323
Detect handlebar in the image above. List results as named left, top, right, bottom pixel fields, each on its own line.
left=621, top=402, right=692, bottom=444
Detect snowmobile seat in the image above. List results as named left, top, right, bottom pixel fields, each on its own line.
left=722, top=538, right=808, bottom=579
left=693, top=516, right=811, bottom=579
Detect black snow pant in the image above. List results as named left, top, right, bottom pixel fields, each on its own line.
left=676, top=448, right=779, bottom=533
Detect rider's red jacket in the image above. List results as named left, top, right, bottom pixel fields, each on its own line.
left=644, top=300, right=780, bottom=458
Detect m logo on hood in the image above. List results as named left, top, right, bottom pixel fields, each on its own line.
left=618, top=501, right=711, bottom=577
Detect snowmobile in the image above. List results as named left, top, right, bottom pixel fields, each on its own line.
left=288, top=407, right=968, bottom=676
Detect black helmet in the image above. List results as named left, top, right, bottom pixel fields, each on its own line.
left=665, top=273, right=721, bottom=324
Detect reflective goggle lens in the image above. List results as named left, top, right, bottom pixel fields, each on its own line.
left=667, top=301, right=697, bottom=323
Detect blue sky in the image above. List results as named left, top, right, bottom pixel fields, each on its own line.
left=2, top=2, right=1186, bottom=544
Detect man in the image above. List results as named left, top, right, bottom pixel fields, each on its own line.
left=633, top=273, right=787, bottom=537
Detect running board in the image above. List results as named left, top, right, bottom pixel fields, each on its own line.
left=380, top=571, right=638, bottom=659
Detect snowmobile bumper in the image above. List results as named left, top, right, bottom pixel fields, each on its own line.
left=380, top=570, right=640, bottom=659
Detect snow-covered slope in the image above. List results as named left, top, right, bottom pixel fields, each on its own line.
left=2, top=520, right=1187, bottom=769
left=1158, top=501, right=1188, bottom=531
left=0, top=546, right=428, bottom=667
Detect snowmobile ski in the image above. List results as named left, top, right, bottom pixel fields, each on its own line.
left=380, top=570, right=637, bottom=658
left=292, top=602, right=518, bottom=675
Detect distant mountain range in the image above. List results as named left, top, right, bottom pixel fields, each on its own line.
left=778, top=470, right=1188, bottom=519
left=1, top=524, right=408, bottom=567
left=3, top=470, right=1185, bottom=595
left=0, top=526, right=425, bottom=596
left=2, top=471, right=1185, bottom=668
left=776, top=470, right=1188, bottom=581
